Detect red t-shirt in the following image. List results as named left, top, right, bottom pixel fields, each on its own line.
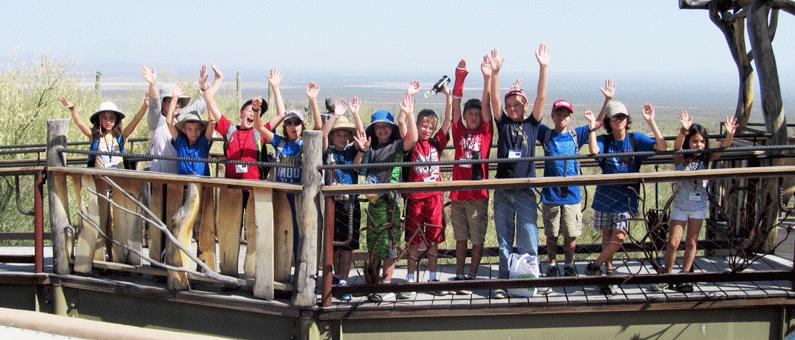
left=450, top=119, right=492, bottom=201
left=405, top=131, right=449, bottom=200
left=216, top=115, right=265, bottom=180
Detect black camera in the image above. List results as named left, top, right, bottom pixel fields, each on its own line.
left=470, top=151, right=483, bottom=180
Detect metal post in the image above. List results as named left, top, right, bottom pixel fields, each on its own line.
left=322, top=196, right=335, bottom=307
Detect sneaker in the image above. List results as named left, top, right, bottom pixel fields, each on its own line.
left=674, top=283, right=694, bottom=293
left=397, top=290, right=415, bottom=300
left=648, top=282, right=669, bottom=292
left=563, top=266, right=577, bottom=277
left=367, top=292, right=396, bottom=303
left=492, top=289, right=507, bottom=299
left=536, top=286, right=552, bottom=295
left=337, top=280, right=352, bottom=302
left=599, top=285, right=614, bottom=295
left=428, top=279, right=450, bottom=296
left=545, top=265, right=559, bottom=277
left=586, top=262, right=603, bottom=276
left=452, top=275, right=473, bottom=295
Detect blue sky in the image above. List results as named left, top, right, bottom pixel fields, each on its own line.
left=2, top=1, right=794, bottom=81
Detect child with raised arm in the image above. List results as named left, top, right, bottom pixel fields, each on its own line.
left=140, top=65, right=206, bottom=174
left=58, top=97, right=147, bottom=169
left=400, top=81, right=452, bottom=300
left=165, top=86, right=216, bottom=176
left=585, top=101, right=667, bottom=295
left=361, top=83, right=419, bottom=302
left=654, top=112, right=737, bottom=293
left=488, top=44, right=549, bottom=299
left=538, top=80, right=612, bottom=278
left=448, top=57, right=493, bottom=294
left=322, top=97, right=367, bottom=302
left=254, top=69, right=323, bottom=259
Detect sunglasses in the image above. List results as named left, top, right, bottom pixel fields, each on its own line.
left=610, top=115, right=628, bottom=121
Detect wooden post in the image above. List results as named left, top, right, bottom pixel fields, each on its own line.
left=273, top=191, right=294, bottom=282
left=216, top=187, right=243, bottom=276
left=95, top=71, right=101, bottom=94
left=166, top=183, right=200, bottom=291
left=111, top=178, right=143, bottom=265
left=73, top=175, right=100, bottom=273
left=292, top=130, right=321, bottom=307
left=47, top=119, right=70, bottom=275
left=236, top=71, right=241, bottom=108
left=147, top=183, right=164, bottom=262
left=243, top=193, right=257, bottom=279
left=253, top=188, right=275, bottom=299
left=197, top=186, right=217, bottom=271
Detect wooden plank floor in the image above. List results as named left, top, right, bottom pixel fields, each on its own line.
left=330, top=254, right=795, bottom=312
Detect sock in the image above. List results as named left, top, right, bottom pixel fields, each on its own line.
left=339, top=279, right=347, bottom=286
left=429, top=271, right=438, bottom=281
left=406, top=273, right=416, bottom=282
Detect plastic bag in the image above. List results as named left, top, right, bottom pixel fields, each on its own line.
left=508, top=253, right=539, bottom=297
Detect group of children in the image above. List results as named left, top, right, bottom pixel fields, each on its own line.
left=58, top=42, right=739, bottom=301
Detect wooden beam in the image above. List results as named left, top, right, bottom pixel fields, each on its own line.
left=322, top=165, right=795, bottom=195
left=111, top=178, right=143, bottom=265
left=293, top=130, right=322, bottom=307
left=147, top=183, right=164, bottom=262
left=216, top=186, right=243, bottom=276
left=273, top=191, right=294, bottom=282
left=46, top=119, right=70, bottom=275
left=73, top=175, right=100, bottom=273
left=197, top=186, right=217, bottom=271
left=47, top=166, right=302, bottom=192
left=243, top=192, right=257, bottom=279
left=165, top=183, right=200, bottom=291
left=253, top=188, right=275, bottom=300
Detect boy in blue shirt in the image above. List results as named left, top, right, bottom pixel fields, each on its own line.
left=165, top=87, right=215, bottom=176
left=537, top=98, right=602, bottom=277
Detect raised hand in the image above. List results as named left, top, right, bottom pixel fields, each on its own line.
left=210, top=64, right=223, bottom=80
left=399, top=93, right=414, bottom=114
left=535, top=43, right=550, bottom=66
left=267, top=68, right=282, bottom=88
left=333, top=99, right=347, bottom=116
left=490, top=48, right=504, bottom=73
left=252, top=96, right=264, bottom=111
left=678, top=110, right=693, bottom=131
left=199, top=64, right=209, bottom=92
left=724, top=115, right=739, bottom=135
left=348, top=96, right=361, bottom=114
left=58, top=96, right=73, bottom=109
left=584, top=110, right=596, bottom=128
left=141, top=65, right=157, bottom=84
left=171, top=85, right=184, bottom=99
left=641, top=103, right=656, bottom=122
left=406, top=80, right=421, bottom=96
left=306, top=81, right=319, bottom=99
left=481, top=54, right=492, bottom=77
left=600, top=79, right=615, bottom=100
left=510, top=79, right=523, bottom=91
left=353, top=131, right=371, bottom=151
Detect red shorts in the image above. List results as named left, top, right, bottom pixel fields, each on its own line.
left=404, top=195, right=445, bottom=245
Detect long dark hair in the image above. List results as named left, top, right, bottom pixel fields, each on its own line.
left=91, top=115, right=123, bottom=141
left=682, top=123, right=710, bottom=165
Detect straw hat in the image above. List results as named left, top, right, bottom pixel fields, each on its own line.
left=174, top=110, right=207, bottom=131
left=329, top=116, right=356, bottom=135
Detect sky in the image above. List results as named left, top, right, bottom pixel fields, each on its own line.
left=2, top=0, right=794, bottom=83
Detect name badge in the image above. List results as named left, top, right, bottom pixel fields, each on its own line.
left=689, top=192, right=702, bottom=201
left=424, top=175, right=438, bottom=182
left=460, top=153, right=472, bottom=168
left=235, top=164, right=249, bottom=174
left=508, top=151, right=522, bottom=159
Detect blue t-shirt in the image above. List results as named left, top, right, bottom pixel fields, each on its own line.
left=272, top=134, right=303, bottom=184
left=171, top=134, right=212, bottom=176
left=495, top=114, right=540, bottom=179
left=327, top=144, right=359, bottom=185
left=592, top=132, right=657, bottom=213
left=537, top=124, right=590, bottom=205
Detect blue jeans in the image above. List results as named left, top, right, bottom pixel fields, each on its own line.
left=493, top=188, right=539, bottom=279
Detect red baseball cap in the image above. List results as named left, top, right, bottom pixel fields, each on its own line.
left=552, top=99, right=574, bottom=113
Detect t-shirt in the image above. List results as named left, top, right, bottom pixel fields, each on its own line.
left=495, top=113, right=540, bottom=179
left=327, top=144, right=359, bottom=185
left=672, top=160, right=709, bottom=211
left=451, top=119, right=492, bottom=201
left=405, top=131, right=449, bottom=200
left=592, top=132, right=657, bottom=213
left=271, top=134, right=303, bottom=184
left=147, top=96, right=206, bottom=174
left=171, top=133, right=212, bottom=176
left=364, top=139, right=404, bottom=185
left=216, top=115, right=264, bottom=180
left=537, top=124, right=590, bottom=205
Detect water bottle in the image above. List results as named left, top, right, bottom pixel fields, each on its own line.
left=424, top=75, right=450, bottom=98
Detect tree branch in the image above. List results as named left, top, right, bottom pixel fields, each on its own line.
left=772, top=0, right=795, bottom=15
left=769, top=8, right=779, bottom=41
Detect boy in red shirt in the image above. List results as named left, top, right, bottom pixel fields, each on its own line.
left=400, top=83, right=452, bottom=299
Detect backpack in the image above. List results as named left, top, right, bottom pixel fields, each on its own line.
left=541, top=127, right=580, bottom=175
left=224, top=125, right=272, bottom=180
left=88, top=133, right=125, bottom=168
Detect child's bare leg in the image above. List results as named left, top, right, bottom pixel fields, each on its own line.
left=681, top=219, right=703, bottom=272
left=383, top=259, right=395, bottom=283
left=563, top=236, right=576, bottom=265
left=546, top=235, right=558, bottom=264
left=455, top=240, right=467, bottom=276
left=664, top=221, right=685, bottom=273
left=427, top=243, right=439, bottom=274
left=338, top=249, right=353, bottom=280
left=595, top=230, right=625, bottom=267
left=407, top=244, right=419, bottom=279
left=470, top=243, right=483, bottom=278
